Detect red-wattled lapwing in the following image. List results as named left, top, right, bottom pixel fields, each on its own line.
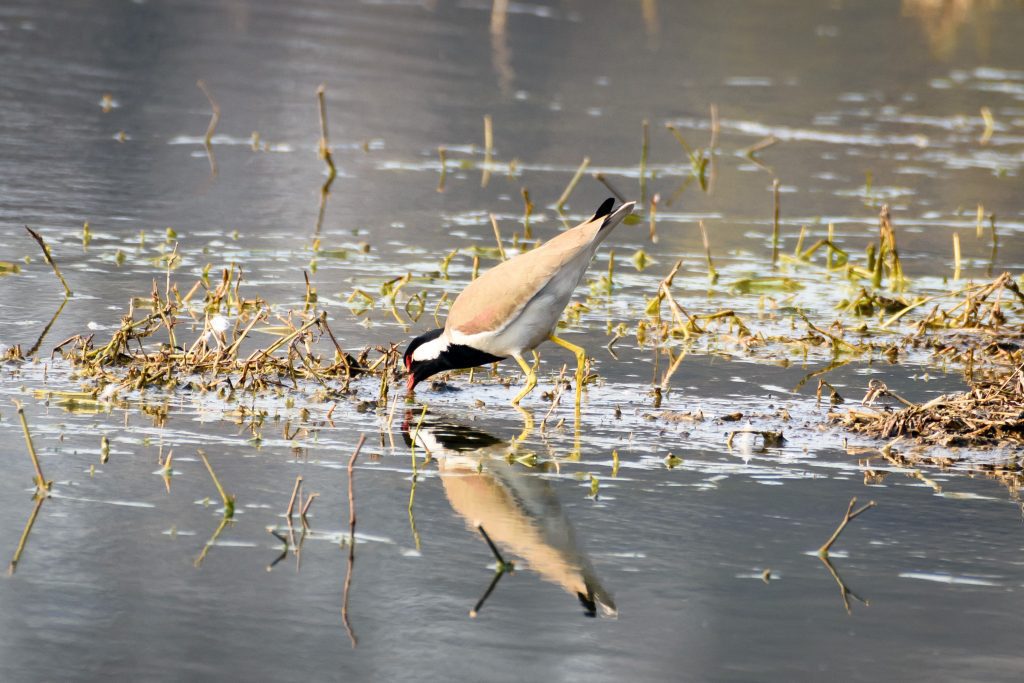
left=403, top=197, right=635, bottom=408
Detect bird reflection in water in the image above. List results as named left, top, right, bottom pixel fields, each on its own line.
left=403, top=416, right=616, bottom=618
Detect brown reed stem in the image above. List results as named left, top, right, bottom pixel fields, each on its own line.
left=649, top=193, right=659, bottom=242
left=317, top=84, right=337, bottom=185
left=699, top=220, right=717, bottom=283
left=197, top=448, right=234, bottom=518
left=342, top=434, right=365, bottom=648
left=489, top=213, right=507, bottom=261
left=481, top=114, right=493, bottom=188
left=817, top=496, right=875, bottom=557
left=196, top=80, right=220, bottom=146
left=25, top=226, right=72, bottom=296
left=286, top=475, right=303, bottom=517
left=347, top=434, right=365, bottom=532
left=640, top=119, right=649, bottom=202
left=196, top=80, right=219, bottom=175
left=437, top=146, right=447, bottom=193
left=12, top=400, right=50, bottom=491
left=556, top=157, right=590, bottom=210
left=953, top=232, right=962, bottom=280
left=300, top=493, right=318, bottom=527
left=771, top=178, right=781, bottom=266
left=593, top=173, right=626, bottom=202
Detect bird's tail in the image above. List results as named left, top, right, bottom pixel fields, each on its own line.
left=592, top=198, right=635, bottom=245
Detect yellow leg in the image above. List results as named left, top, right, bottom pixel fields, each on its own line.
left=510, top=353, right=538, bottom=406
left=548, top=334, right=587, bottom=413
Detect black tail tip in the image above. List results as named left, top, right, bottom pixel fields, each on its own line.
left=593, top=197, right=615, bottom=220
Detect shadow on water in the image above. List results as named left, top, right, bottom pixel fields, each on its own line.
left=404, top=414, right=616, bottom=618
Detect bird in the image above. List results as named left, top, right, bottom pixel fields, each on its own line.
left=404, top=197, right=635, bottom=407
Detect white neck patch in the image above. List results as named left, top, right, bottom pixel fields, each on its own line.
left=412, top=334, right=449, bottom=362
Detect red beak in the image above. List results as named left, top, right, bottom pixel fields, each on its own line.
left=406, top=374, right=416, bottom=392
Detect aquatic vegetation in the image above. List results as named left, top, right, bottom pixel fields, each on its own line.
left=837, top=367, right=1024, bottom=449
left=12, top=400, right=51, bottom=492
left=4, top=2, right=1024, bottom=678
left=24, top=227, right=71, bottom=297
left=48, top=264, right=398, bottom=399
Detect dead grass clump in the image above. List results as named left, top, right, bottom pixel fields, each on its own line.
left=833, top=370, right=1024, bottom=449
left=50, top=266, right=400, bottom=400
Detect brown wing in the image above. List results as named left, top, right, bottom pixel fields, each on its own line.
left=446, top=217, right=603, bottom=336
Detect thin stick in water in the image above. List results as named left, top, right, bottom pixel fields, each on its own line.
left=708, top=103, right=720, bottom=149
left=347, top=434, right=365, bottom=533
left=593, top=173, right=626, bottom=203
left=437, top=146, right=447, bottom=193
left=744, top=135, right=778, bottom=157
left=817, top=496, right=875, bottom=557
left=953, top=232, right=961, bottom=280
left=12, top=400, right=50, bottom=491
left=300, top=493, right=318, bottom=526
left=342, top=434, right=365, bottom=647
left=196, top=80, right=220, bottom=175
left=989, top=212, right=998, bottom=272
left=708, top=103, right=720, bottom=193
left=639, top=119, right=649, bottom=202
left=489, top=213, right=507, bottom=261
left=698, top=220, right=717, bottom=283
left=660, top=348, right=686, bottom=390
left=771, top=178, right=781, bottom=266
left=410, top=404, right=429, bottom=466
left=521, top=188, right=534, bottom=239
left=979, top=106, right=994, bottom=145
left=316, top=84, right=337, bottom=185
left=649, top=193, right=660, bottom=243
left=555, top=157, right=590, bottom=211
left=196, top=80, right=220, bottom=146
left=481, top=114, right=493, bottom=188
left=197, top=448, right=235, bottom=518
left=25, top=226, right=72, bottom=296
left=286, top=475, right=303, bottom=518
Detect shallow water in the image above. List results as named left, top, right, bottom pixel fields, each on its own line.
left=2, top=0, right=1024, bottom=680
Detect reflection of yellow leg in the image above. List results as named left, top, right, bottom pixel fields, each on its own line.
left=510, top=353, right=537, bottom=406
left=512, top=404, right=535, bottom=445
left=568, top=417, right=581, bottom=461
left=549, top=334, right=586, bottom=414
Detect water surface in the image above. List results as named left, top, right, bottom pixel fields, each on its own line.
left=2, top=1, right=1024, bottom=680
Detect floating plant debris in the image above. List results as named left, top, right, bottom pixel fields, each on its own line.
left=835, top=368, right=1024, bottom=449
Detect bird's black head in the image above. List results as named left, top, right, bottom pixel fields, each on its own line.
left=404, top=328, right=446, bottom=391
left=403, top=328, right=505, bottom=392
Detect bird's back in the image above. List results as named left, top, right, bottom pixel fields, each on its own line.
left=446, top=203, right=630, bottom=338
